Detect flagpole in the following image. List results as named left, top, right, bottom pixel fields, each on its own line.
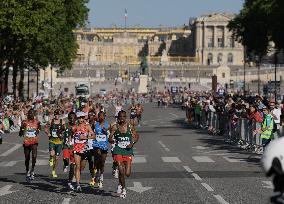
left=124, top=8, right=127, bottom=30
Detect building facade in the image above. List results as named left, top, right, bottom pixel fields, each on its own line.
left=74, top=27, right=194, bottom=66
left=191, top=13, right=244, bottom=66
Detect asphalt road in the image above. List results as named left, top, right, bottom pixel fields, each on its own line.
left=0, top=103, right=272, bottom=204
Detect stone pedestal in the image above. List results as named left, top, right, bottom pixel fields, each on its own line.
left=138, top=75, right=148, bottom=94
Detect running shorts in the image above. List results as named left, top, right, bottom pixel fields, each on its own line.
left=113, top=154, right=132, bottom=163
left=63, top=148, right=75, bottom=163
left=49, top=143, right=62, bottom=156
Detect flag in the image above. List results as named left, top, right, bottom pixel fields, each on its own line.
left=125, top=8, right=128, bottom=19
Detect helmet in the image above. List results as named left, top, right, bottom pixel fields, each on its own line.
left=262, top=137, right=284, bottom=177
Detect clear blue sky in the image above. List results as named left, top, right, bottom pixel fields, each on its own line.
left=87, top=0, right=244, bottom=28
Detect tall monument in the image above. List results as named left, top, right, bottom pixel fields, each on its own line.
left=138, top=56, right=148, bottom=94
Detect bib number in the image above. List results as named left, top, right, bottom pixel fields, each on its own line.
left=118, top=141, right=131, bottom=149
left=96, top=134, right=107, bottom=142
left=52, top=130, right=58, bottom=138
left=26, top=130, right=36, bottom=138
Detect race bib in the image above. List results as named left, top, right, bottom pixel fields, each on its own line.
left=26, top=130, right=37, bottom=138
left=51, top=130, right=58, bottom=138
left=118, top=141, right=131, bottom=149
left=96, top=134, right=107, bottom=142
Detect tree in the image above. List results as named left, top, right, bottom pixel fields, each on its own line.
left=0, top=0, right=89, bottom=99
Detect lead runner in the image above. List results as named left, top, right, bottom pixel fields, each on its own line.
left=109, top=110, right=139, bottom=198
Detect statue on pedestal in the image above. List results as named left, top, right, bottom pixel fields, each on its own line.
left=140, top=56, right=148, bottom=75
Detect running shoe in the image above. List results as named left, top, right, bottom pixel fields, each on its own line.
left=120, top=188, right=126, bottom=198
left=98, top=179, right=103, bottom=189
left=26, top=173, right=31, bottom=183
left=30, top=172, right=35, bottom=180
left=52, top=170, right=58, bottom=178
left=89, top=178, right=95, bottom=187
left=49, top=158, right=54, bottom=167
left=116, top=184, right=122, bottom=194
left=76, top=185, right=82, bottom=192
left=114, top=169, right=119, bottom=179
left=68, top=182, right=75, bottom=191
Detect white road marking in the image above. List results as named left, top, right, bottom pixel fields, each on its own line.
left=133, top=157, right=147, bottom=163
left=36, top=159, right=49, bottom=166
left=169, top=113, right=178, bottom=118
left=0, top=144, right=22, bottom=157
left=165, top=148, right=170, bottom=152
left=223, top=156, right=246, bottom=163
left=158, top=141, right=166, bottom=148
left=191, top=173, right=202, bottom=181
left=161, top=157, right=181, bottom=163
left=201, top=183, right=214, bottom=192
left=0, top=185, right=18, bottom=196
left=128, top=182, right=153, bottom=193
left=62, top=198, right=71, bottom=204
left=192, top=156, right=215, bottom=163
left=192, top=146, right=209, bottom=150
left=183, top=166, right=193, bottom=173
left=4, top=161, right=19, bottom=167
left=213, top=195, right=229, bottom=204
left=262, top=181, right=273, bottom=189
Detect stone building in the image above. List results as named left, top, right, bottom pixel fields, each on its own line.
left=190, top=13, right=244, bottom=66
left=74, top=27, right=194, bottom=66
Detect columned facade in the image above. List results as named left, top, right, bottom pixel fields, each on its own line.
left=191, top=13, right=244, bottom=66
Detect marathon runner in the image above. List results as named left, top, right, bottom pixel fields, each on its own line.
left=109, top=110, right=139, bottom=198
left=72, top=111, right=95, bottom=192
left=115, top=102, right=123, bottom=122
left=19, top=109, right=41, bottom=182
left=92, top=111, right=110, bottom=188
left=128, top=102, right=137, bottom=126
left=62, top=111, right=76, bottom=190
left=136, top=103, right=144, bottom=127
left=45, top=109, right=65, bottom=178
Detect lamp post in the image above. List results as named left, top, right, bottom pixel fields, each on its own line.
left=255, top=55, right=260, bottom=96
left=50, top=66, right=53, bottom=98
left=87, top=48, right=91, bottom=96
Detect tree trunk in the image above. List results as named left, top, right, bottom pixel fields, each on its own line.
left=4, top=65, right=9, bottom=95
left=12, top=64, right=18, bottom=100
left=18, top=67, right=25, bottom=100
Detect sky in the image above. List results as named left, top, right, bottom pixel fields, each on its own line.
left=87, top=0, right=244, bottom=28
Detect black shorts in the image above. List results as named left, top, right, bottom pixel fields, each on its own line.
left=130, top=114, right=137, bottom=119
left=93, top=147, right=108, bottom=155
left=74, top=151, right=90, bottom=160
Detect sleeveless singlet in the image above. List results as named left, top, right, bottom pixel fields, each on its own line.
left=73, top=125, right=88, bottom=153
left=23, top=120, right=39, bottom=146
left=93, top=121, right=109, bottom=150
left=49, top=119, right=63, bottom=145
left=112, top=124, right=133, bottom=156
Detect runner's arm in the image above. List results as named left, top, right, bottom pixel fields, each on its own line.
left=87, top=125, right=96, bottom=139
left=108, top=123, right=116, bottom=144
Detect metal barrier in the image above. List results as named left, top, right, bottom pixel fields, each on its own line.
left=193, top=111, right=282, bottom=153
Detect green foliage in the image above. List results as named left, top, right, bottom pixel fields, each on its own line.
left=228, top=0, right=284, bottom=59
left=0, top=0, right=89, bottom=97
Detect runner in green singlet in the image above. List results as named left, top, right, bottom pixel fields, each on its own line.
left=109, top=110, right=139, bottom=198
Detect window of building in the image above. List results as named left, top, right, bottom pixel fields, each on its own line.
left=229, top=38, right=234, bottom=48
left=208, top=53, right=213, bottom=65
left=228, top=53, right=234, bottom=64
left=208, top=38, right=213, bottom=48
left=217, top=53, right=223, bottom=63
left=222, top=73, right=225, bottom=78
left=218, top=38, right=224, bottom=47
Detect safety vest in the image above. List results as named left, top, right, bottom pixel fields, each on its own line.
left=261, top=114, right=274, bottom=139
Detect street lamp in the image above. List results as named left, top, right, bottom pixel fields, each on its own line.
left=255, top=55, right=260, bottom=96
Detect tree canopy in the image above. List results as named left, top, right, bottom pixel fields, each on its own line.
left=228, top=0, right=284, bottom=57
left=0, top=0, right=89, bottom=98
